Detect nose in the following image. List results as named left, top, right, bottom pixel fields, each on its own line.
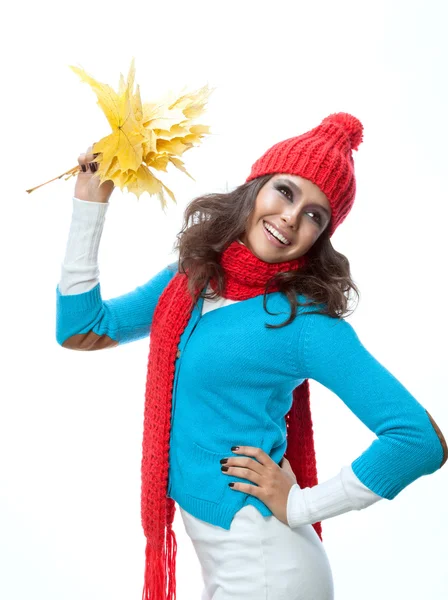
left=280, top=206, right=302, bottom=230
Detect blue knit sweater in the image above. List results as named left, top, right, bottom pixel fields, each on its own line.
left=56, top=262, right=444, bottom=530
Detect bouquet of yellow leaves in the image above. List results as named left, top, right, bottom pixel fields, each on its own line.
left=26, top=58, right=214, bottom=209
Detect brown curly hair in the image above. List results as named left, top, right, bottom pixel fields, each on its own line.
left=171, top=173, right=360, bottom=329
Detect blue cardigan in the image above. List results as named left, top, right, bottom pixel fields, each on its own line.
left=56, top=263, right=444, bottom=530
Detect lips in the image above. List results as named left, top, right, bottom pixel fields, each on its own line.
left=262, top=222, right=290, bottom=248
left=263, top=220, right=291, bottom=244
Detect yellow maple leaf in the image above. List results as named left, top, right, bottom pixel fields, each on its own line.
left=26, top=58, right=214, bottom=209
left=68, top=58, right=149, bottom=176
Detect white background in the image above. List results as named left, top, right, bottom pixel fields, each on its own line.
left=1, top=0, right=447, bottom=598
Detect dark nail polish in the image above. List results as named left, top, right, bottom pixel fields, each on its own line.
left=81, top=165, right=87, bottom=172
left=231, top=446, right=239, bottom=452
left=220, top=458, right=228, bottom=464
left=221, top=465, right=229, bottom=471
left=228, top=483, right=234, bottom=487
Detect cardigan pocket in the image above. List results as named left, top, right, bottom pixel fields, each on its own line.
left=187, top=441, right=228, bottom=504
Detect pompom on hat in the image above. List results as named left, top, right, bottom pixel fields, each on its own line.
left=246, top=112, right=364, bottom=237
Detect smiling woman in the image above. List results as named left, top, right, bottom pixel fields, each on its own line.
left=175, top=168, right=360, bottom=328
left=55, top=112, right=446, bottom=600
left=241, top=174, right=332, bottom=259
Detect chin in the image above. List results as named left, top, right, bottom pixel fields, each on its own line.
left=245, top=237, right=285, bottom=263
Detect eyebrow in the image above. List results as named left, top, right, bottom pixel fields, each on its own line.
left=276, top=177, right=331, bottom=218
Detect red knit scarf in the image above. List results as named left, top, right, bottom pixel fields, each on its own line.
left=141, top=239, right=322, bottom=599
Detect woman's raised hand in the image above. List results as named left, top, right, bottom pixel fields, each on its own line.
left=74, top=144, right=115, bottom=203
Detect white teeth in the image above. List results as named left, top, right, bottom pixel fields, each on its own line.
left=263, top=221, right=290, bottom=244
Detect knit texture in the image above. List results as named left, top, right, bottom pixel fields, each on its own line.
left=53, top=110, right=446, bottom=599
left=141, top=240, right=319, bottom=600
left=246, top=112, right=364, bottom=236
left=55, top=256, right=444, bottom=594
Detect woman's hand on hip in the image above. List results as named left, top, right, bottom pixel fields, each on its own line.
left=220, top=446, right=298, bottom=526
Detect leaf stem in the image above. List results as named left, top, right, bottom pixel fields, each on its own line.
left=26, top=165, right=80, bottom=194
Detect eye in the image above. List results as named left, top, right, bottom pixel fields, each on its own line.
left=275, top=182, right=325, bottom=227
left=307, top=211, right=323, bottom=226
left=274, top=183, right=293, bottom=201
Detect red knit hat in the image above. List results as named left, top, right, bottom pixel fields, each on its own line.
left=245, top=112, right=364, bottom=237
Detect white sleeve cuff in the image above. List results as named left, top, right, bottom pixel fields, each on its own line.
left=286, top=465, right=383, bottom=528
left=58, top=197, right=109, bottom=296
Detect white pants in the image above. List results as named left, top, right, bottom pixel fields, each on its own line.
left=179, top=504, right=334, bottom=600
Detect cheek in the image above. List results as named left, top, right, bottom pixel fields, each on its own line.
left=308, top=230, right=322, bottom=249
left=298, top=224, right=321, bottom=248
left=254, top=190, right=279, bottom=215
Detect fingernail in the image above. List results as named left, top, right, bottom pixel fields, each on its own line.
left=81, top=165, right=87, bottom=172
left=228, top=483, right=235, bottom=488
left=231, top=446, right=239, bottom=452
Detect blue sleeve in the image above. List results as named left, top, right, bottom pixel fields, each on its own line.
left=56, top=262, right=178, bottom=347
left=299, top=313, right=444, bottom=500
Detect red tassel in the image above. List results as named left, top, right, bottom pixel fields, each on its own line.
left=166, top=523, right=177, bottom=599
left=142, top=523, right=178, bottom=600
left=142, top=538, right=164, bottom=600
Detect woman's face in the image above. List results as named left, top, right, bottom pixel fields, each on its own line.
left=239, top=174, right=332, bottom=263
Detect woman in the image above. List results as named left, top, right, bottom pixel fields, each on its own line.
left=56, top=113, right=447, bottom=600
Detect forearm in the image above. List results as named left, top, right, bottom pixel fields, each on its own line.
left=58, top=196, right=109, bottom=296
left=287, top=464, right=383, bottom=528
left=55, top=197, right=178, bottom=348
left=300, top=314, right=445, bottom=501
